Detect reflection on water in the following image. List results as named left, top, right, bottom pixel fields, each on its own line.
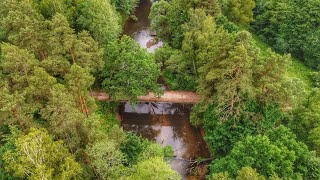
left=123, top=1, right=209, bottom=177
left=123, top=102, right=190, bottom=114
left=123, top=0, right=163, bottom=52
left=120, top=102, right=210, bottom=179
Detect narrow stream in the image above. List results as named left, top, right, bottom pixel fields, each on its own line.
left=122, top=1, right=211, bottom=179
left=123, top=0, right=163, bottom=52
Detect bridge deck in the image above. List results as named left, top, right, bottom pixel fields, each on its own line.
left=92, top=91, right=200, bottom=104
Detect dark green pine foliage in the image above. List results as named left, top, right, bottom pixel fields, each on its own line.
left=223, top=0, right=256, bottom=26
left=77, top=0, right=121, bottom=45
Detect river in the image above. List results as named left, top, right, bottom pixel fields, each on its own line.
left=122, top=1, right=210, bottom=179
left=123, top=0, right=163, bottom=52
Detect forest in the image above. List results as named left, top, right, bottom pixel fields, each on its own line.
left=0, top=0, right=319, bottom=179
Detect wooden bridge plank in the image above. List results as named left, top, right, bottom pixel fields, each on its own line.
left=91, top=91, right=200, bottom=104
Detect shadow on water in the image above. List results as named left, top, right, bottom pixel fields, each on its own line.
left=120, top=102, right=211, bottom=179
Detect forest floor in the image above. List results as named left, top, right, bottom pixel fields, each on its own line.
left=92, top=91, right=200, bottom=104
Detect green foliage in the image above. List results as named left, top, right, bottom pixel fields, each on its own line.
left=150, top=0, right=189, bottom=48
left=43, top=13, right=74, bottom=76
left=253, top=34, right=314, bottom=92
left=0, top=0, right=177, bottom=179
left=207, top=171, right=232, bottom=180
left=253, top=0, right=320, bottom=68
left=127, top=157, right=180, bottom=180
left=223, top=0, right=255, bottom=26
left=111, top=0, right=139, bottom=16
left=209, top=126, right=320, bottom=179
left=1, top=43, right=39, bottom=91
left=163, top=145, right=174, bottom=158
left=203, top=103, right=284, bottom=156
left=0, top=0, right=47, bottom=55
left=73, top=31, right=104, bottom=73
left=253, top=49, right=294, bottom=107
left=120, top=132, right=150, bottom=165
left=0, top=126, right=20, bottom=180
left=303, top=29, right=320, bottom=69
left=154, top=44, right=196, bottom=90
left=198, top=30, right=259, bottom=121
left=87, top=140, right=127, bottom=179
left=162, top=10, right=224, bottom=91
left=305, top=155, right=320, bottom=180
left=78, top=0, right=121, bottom=45
left=102, top=35, right=161, bottom=102
left=216, top=15, right=240, bottom=33
left=150, top=0, right=222, bottom=48
left=292, top=89, right=320, bottom=155
left=210, top=134, right=295, bottom=178
left=196, top=0, right=222, bottom=16
left=4, top=128, right=81, bottom=179
left=310, top=71, right=320, bottom=88
left=41, top=84, right=86, bottom=152
left=31, top=0, right=81, bottom=27
left=0, top=3, right=104, bottom=149
left=211, top=31, right=257, bottom=120
left=236, top=167, right=265, bottom=180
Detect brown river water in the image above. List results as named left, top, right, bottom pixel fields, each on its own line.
left=119, top=102, right=210, bottom=179
left=122, top=1, right=211, bottom=179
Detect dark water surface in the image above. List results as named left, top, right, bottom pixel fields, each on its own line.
left=120, top=103, right=210, bottom=179
left=123, top=0, right=163, bottom=52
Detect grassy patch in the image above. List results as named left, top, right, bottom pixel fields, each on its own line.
left=252, top=34, right=314, bottom=91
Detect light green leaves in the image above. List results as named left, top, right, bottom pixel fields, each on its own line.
left=4, top=128, right=81, bottom=179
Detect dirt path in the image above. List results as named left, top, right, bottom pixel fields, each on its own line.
left=91, top=91, right=200, bottom=104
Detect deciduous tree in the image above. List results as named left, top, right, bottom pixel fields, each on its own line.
left=102, top=35, right=161, bottom=102
left=4, top=128, right=81, bottom=179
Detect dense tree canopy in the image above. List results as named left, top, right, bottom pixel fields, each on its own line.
left=111, top=0, right=139, bottom=16
left=253, top=0, right=320, bottom=68
left=210, top=126, right=320, bottom=179
left=77, top=0, right=121, bottom=45
left=0, top=0, right=319, bottom=179
left=101, top=35, right=161, bottom=101
left=0, top=0, right=174, bottom=179
left=223, top=0, right=256, bottom=26
left=4, top=128, right=81, bottom=179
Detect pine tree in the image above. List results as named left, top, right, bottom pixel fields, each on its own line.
left=199, top=31, right=258, bottom=121
left=0, top=43, right=39, bottom=92
left=73, top=31, right=104, bottom=73
left=253, top=49, right=291, bottom=105
left=225, top=0, right=256, bottom=26
left=1, top=0, right=48, bottom=57
left=41, top=84, right=86, bottom=152
left=77, top=0, right=121, bottom=45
